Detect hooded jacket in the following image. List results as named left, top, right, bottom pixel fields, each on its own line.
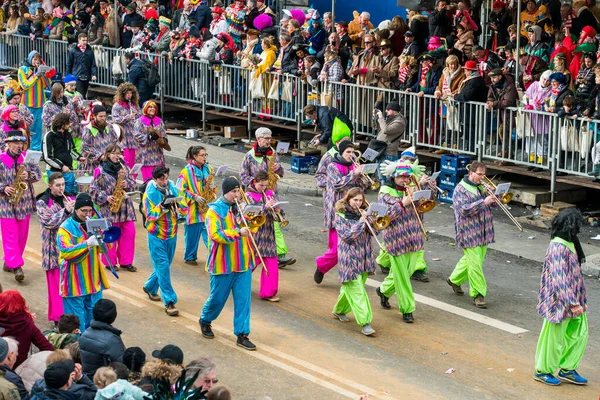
left=0, top=365, right=28, bottom=400
left=30, top=373, right=97, bottom=400
left=137, top=361, right=182, bottom=394
left=0, top=313, right=54, bottom=369
left=79, top=320, right=126, bottom=378
left=43, top=128, right=78, bottom=171
left=96, top=379, right=145, bottom=400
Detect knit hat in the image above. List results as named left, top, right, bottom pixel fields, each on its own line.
left=331, top=117, right=351, bottom=144
left=393, top=160, right=414, bottom=177
left=337, top=140, right=355, bottom=154
left=64, top=74, right=77, bottom=84
left=158, top=16, right=171, bottom=27
left=1, top=105, right=19, bottom=121
left=188, top=25, right=201, bottom=38
left=93, top=104, right=107, bottom=114
left=152, top=345, right=184, bottom=365
left=45, top=360, right=75, bottom=389
left=492, top=0, right=505, bottom=8
left=5, top=130, right=27, bottom=143
left=142, top=100, right=158, bottom=115
left=255, top=127, right=272, bottom=138
left=386, top=102, right=401, bottom=112
left=93, top=299, right=117, bottom=324
left=222, top=177, right=240, bottom=195
left=27, top=50, right=40, bottom=66
left=401, top=146, right=417, bottom=159
left=463, top=60, right=478, bottom=70
left=126, top=2, right=136, bottom=11
left=0, top=337, right=8, bottom=361
left=74, top=193, right=93, bottom=210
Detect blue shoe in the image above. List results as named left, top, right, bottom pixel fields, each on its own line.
left=533, top=372, right=561, bottom=386
left=558, top=369, right=588, bottom=385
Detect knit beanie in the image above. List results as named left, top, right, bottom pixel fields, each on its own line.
left=93, top=299, right=118, bottom=325
left=222, top=177, right=240, bottom=195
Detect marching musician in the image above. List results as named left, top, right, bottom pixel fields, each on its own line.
left=0, top=105, right=30, bottom=153
left=239, top=127, right=295, bottom=268
left=57, top=192, right=110, bottom=333
left=80, top=105, right=118, bottom=174
left=63, top=75, right=85, bottom=153
left=314, top=141, right=366, bottom=285
left=134, top=100, right=169, bottom=181
left=447, top=161, right=496, bottom=309
left=17, top=50, right=52, bottom=151
left=200, top=177, right=258, bottom=351
left=42, top=112, right=81, bottom=194
left=314, top=119, right=352, bottom=190
left=0, top=80, right=34, bottom=137
left=376, top=146, right=431, bottom=282
left=36, top=172, right=76, bottom=325
left=332, top=187, right=376, bottom=336
left=90, top=144, right=138, bottom=273
left=245, top=170, right=282, bottom=302
left=0, top=130, right=41, bottom=282
left=141, top=166, right=184, bottom=317
left=112, top=83, right=141, bottom=169
left=374, top=160, right=424, bottom=323
left=41, top=83, right=78, bottom=134
left=176, top=146, right=213, bottom=266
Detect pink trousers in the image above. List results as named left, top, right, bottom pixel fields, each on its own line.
left=258, top=257, right=279, bottom=298
left=123, top=149, right=137, bottom=169
left=46, top=268, right=64, bottom=321
left=0, top=216, right=30, bottom=268
left=141, top=166, right=159, bottom=181
left=315, top=228, right=338, bottom=274
left=102, top=221, right=136, bottom=266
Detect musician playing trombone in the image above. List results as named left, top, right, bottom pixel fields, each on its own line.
left=374, top=160, right=423, bottom=323
left=244, top=170, right=282, bottom=302
left=332, top=187, right=376, bottom=336
left=57, top=193, right=110, bottom=333
left=36, top=172, right=76, bottom=325
left=446, top=161, right=496, bottom=309
left=90, top=144, right=138, bottom=273
left=0, top=130, right=41, bottom=283
left=200, top=177, right=259, bottom=351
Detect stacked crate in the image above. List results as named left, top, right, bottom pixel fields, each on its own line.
left=438, top=155, right=471, bottom=204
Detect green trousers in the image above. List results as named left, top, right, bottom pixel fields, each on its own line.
left=274, top=222, right=288, bottom=256
left=380, top=252, right=417, bottom=313
left=333, top=272, right=372, bottom=326
left=449, top=246, right=488, bottom=298
left=376, top=249, right=427, bottom=273
left=535, top=313, right=588, bottom=374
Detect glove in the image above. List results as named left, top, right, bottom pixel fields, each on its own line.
left=379, top=160, right=397, bottom=178
left=411, top=159, right=427, bottom=178
left=35, top=69, right=45, bottom=77
left=86, top=236, right=100, bottom=247
left=194, top=195, right=206, bottom=204
left=148, top=131, right=159, bottom=141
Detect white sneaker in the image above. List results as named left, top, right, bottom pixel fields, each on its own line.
left=361, top=324, right=376, bottom=336
left=332, top=312, right=350, bottom=322
left=591, top=234, right=600, bottom=240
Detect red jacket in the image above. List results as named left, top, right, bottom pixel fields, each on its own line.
left=0, top=313, right=54, bottom=369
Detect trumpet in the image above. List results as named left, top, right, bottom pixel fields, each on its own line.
left=262, top=191, right=289, bottom=228
left=351, top=150, right=381, bottom=191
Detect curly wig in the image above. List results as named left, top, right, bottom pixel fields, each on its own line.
left=113, top=82, right=140, bottom=106
left=551, top=208, right=583, bottom=242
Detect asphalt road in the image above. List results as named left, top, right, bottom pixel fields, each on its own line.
left=3, top=160, right=600, bottom=400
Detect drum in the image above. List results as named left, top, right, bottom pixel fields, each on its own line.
left=75, top=175, right=94, bottom=193
left=112, top=123, right=125, bottom=142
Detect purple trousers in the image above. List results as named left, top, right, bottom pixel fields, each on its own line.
left=46, top=268, right=64, bottom=322
left=315, top=228, right=338, bottom=274
left=103, top=221, right=136, bottom=266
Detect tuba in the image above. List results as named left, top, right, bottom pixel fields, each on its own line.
left=109, top=167, right=126, bottom=213
left=8, top=164, right=28, bottom=205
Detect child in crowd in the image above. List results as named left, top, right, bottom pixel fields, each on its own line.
left=43, top=314, right=81, bottom=350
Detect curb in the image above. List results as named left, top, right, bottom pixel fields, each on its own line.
left=582, top=263, right=600, bottom=278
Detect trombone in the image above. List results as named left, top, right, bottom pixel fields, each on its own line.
left=262, top=190, right=289, bottom=228
left=351, top=150, right=381, bottom=191
left=404, top=184, right=430, bottom=241
left=238, top=186, right=266, bottom=229
left=359, top=200, right=390, bottom=251
left=410, top=175, right=436, bottom=213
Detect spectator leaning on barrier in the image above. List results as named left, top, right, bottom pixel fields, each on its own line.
left=304, top=104, right=353, bottom=149
left=374, top=102, right=406, bottom=182
left=125, top=53, right=154, bottom=106
left=486, top=68, right=518, bottom=159
left=66, top=33, right=97, bottom=99
left=454, top=60, right=488, bottom=151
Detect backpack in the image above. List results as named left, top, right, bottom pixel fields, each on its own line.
left=140, top=58, right=161, bottom=87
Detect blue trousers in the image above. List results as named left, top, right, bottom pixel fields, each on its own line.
left=184, top=222, right=207, bottom=261
left=29, top=107, right=43, bottom=151
left=143, top=234, right=178, bottom=306
left=62, top=291, right=103, bottom=333
left=46, top=170, right=76, bottom=194
left=200, top=269, right=252, bottom=336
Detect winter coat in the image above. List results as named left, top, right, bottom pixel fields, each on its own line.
left=14, top=351, right=51, bottom=393
left=104, top=9, right=122, bottom=47
left=409, top=64, right=442, bottom=94
left=67, top=45, right=97, bottom=80
left=0, top=370, right=20, bottom=400
left=192, top=3, right=211, bottom=30
left=323, top=160, right=367, bottom=230
left=377, top=55, right=400, bottom=89
left=409, top=14, right=429, bottom=49
left=43, top=129, right=78, bottom=172
left=350, top=49, right=381, bottom=86
left=435, top=67, right=466, bottom=97
left=486, top=75, right=518, bottom=120
left=96, top=379, right=145, bottom=400
left=0, top=151, right=42, bottom=220
left=0, top=365, right=28, bottom=400
left=453, top=179, right=495, bottom=249
left=137, top=361, right=182, bottom=394
left=315, top=106, right=353, bottom=145
left=375, top=113, right=406, bottom=156
left=572, top=7, right=599, bottom=36
left=30, top=387, right=80, bottom=400
left=0, top=313, right=54, bottom=369
left=429, top=9, right=452, bottom=38
left=121, top=13, right=143, bottom=48
left=87, top=20, right=104, bottom=46
left=79, top=320, right=125, bottom=378
left=30, top=374, right=96, bottom=400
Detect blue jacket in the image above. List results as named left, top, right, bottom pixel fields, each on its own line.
left=0, top=365, right=28, bottom=400
left=66, top=45, right=97, bottom=80
left=409, top=65, right=442, bottom=94
left=30, top=375, right=97, bottom=400
left=126, top=59, right=153, bottom=97
left=30, top=387, right=80, bottom=400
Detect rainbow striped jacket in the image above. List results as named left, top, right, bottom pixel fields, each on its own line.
left=205, top=196, right=257, bottom=275
left=142, top=180, right=184, bottom=240
left=18, top=65, right=51, bottom=108
left=176, top=163, right=213, bottom=225
left=57, top=217, right=109, bottom=297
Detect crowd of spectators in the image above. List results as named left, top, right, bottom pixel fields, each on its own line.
left=0, top=289, right=230, bottom=400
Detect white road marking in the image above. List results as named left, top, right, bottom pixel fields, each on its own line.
left=104, top=290, right=146, bottom=308
left=365, top=278, right=528, bottom=335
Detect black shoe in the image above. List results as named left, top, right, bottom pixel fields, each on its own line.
left=402, top=313, right=414, bottom=323
left=446, top=278, right=464, bottom=295
left=411, top=270, right=429, bottom=282
left=378, top=264, right=390, bottom=274
left=2, top=264, right=10, bottom=273
left=236, top=334, right=256, bottom=351
left=376, top=287, right=391, bottom=310
left=314, top=268, right=324, bottom=284
left=14, top=267, right=24, bottom=282
left=200, top=323, right=215, bottom=339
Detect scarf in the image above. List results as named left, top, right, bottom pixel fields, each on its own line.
left=140, top=115, right=161, bottom=127
left=6, top=120, right=19, bottom=130
left=492, top=76, right=505, bottom=91
left=72, top=212, right=88, bottom=229
left=52, top=96, right=68, bottom=107
left=551, top=84, right=564, bottom=98
left=78, top=44, right=86, bottom=52
left=101, top=159, right=122, bottom=178
left=420, top=64, right=431, bottom=86
left=333, top=153, right=353, bottom=167
left=398, top=65, right=410, bottom=83
left=253, top=142, right=272, bottom=157
left=344, top=206, right=361, bottom=221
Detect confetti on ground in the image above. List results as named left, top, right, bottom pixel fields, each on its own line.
left=445, top=368, right=455, bottom=374
left=432, top=258, right=441, bottom=261
left=507, top=368, right=515, bottom=373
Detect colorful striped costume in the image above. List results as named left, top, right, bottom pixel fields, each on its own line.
left=18, top=62, right=51, bottom=151
left=333, top=211, right=375, bottom=327
left=0, top=151, right=41, bottom=269
left=377, top=185, right=423, bottom=314
left=134, top=116, right=167, bottom=181
left=80, top=124, right=118, bottom=174
left=448, top=179, right=495, bottom=298
left=112, top=102, right=141, bottom=168
left=535, top=238, right=588, bottom=375
left=57, top=216, right=110, bottom=332
left=225, top=4, right=246, bottom=49
left=176, top=162, right=213, bottom=262
left=90, top=165, right=137, bottom=267
left=201, top=196, right=256, bottom=336
left=36, top=191, right=75, bottom=322
left=41, top=99, right=78, bottom=131
left=142, top=180, right=182, bottom=307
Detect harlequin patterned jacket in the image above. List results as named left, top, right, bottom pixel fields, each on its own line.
left=239, top=149, right=284, bottom=191
left=80, top=124, right=118, bottom=174
left=452, top=179, right=495, bottom=249
left=245, top=187, right=277, bottom=258
left=323, top=159, right=366, bottom=230
left=89, top=165, right=137, bottom=224
left=314, top=147, right=336, bottom=190
left=112, top=101, right=141, bottom=150
left=36, top=190, right=75, bottom=271
left=0, top=151, right=41, bottom=219
left=134, top=116, right=167, bottom=167
left=334, top=211, right=375, bottom=283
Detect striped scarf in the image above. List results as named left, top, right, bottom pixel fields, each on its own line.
left=398, top=65, right=410, bottom=83
left=420, top=64, right=430, bottom=86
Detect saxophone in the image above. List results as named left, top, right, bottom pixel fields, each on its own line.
left=8, top=164, right=28, bottom=205
left=109, top=168, right=126, bottom=213
left=197, top=172, right=217, bottom=214
left=266, top=147, right=280, bottom=191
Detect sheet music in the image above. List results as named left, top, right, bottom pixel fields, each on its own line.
left=495, top=182, right=511, bottom=196
left=130, top=163, right=143, bottom=175
left=366, top=203, right=388, bottom=217
left=412, top=190, right=432, bottom=201
left=23, top=150, right=42, bottom=164
left=275, top=142, right=290, bottom=154
left=163, top=196, right=183, bottom=205
left=215, top=165, right=228, bottom=177
left=243, top=204, right=262, bottom=215
left=429, top=171, right=440, bottom=182
left=85, top=218, right=109, bottom=232
left=272, top=201, right=288, bottom=208
left=361, top=163, right=379, bottom=175
left=362, top=148, right=380, bottom=162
